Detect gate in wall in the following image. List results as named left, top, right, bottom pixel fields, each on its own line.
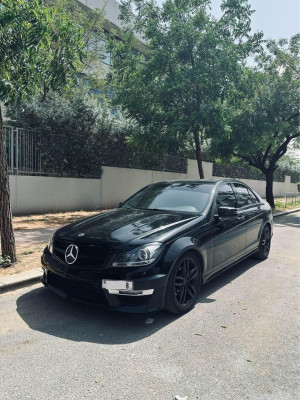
left=4, top=125, right=42, bottom=175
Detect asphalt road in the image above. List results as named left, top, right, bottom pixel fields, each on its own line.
left=0, top=212, right=299, bottom=400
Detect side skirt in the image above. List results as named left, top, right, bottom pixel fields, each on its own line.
left=203, top=248, right=258, bottom=284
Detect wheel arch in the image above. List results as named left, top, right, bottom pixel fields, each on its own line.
left=185, top=249, right=204, bottom=276
left=166, top=246, right=204, bottom=281
left=163, top=247, right=204, bottom=314
left=259, top=221, right=272, bottom=240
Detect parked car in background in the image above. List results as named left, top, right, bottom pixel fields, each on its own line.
left=42, top=179, right=273, bottom=314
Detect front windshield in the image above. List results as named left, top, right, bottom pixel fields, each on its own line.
left=121, top=182, right=215, bottom=214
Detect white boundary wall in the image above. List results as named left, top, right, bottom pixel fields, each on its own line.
left=9, top=161, right=298, bottom=214
left=9, top=175, right=101, bottom=215
left=100, top=166, right=188, bottom=208
left=100, top=162, right=298, bottom=208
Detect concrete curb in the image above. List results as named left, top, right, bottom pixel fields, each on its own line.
left=0, top=268, right=43, bottom=294
left=273, top=208, right=300, bottom=218
left=0, top=208, right=299, bottom=295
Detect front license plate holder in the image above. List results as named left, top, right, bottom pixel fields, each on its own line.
left=102, top=280, right=133, bottom=290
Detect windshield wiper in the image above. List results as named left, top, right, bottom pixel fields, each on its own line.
left=132, top=207, right=167, bottom=212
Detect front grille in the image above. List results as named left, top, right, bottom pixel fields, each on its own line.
left=53, top=238, right=113, bottom=268
left=48, top=271, right=107, bottom=304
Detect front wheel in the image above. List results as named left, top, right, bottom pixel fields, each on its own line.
left=255, top=225, right=271, bottom=260
left=164, top=252, right=202, bottom=315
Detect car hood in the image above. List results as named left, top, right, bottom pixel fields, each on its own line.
left=55, top=208, right=198, bottom=246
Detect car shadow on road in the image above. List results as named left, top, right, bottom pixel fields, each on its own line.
left=16, top=257, right=260, bottom=345
left=198, top=257, right=261, bottom=305
left=274, top=212, right=299, bottom=228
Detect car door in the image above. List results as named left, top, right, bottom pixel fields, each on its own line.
left=212, top=183, right=247, bottom=272
left=232, top=183, right=263, bottom=252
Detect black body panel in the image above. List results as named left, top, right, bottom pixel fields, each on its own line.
left=41, top=179, right=273, bottom=313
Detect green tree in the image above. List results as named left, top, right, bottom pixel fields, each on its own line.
left=0, top=0, right=84, bottom=262
left=108, top=0, right=262, bottom=178
left=44, top=0, right=107, bottom=90
left=6, top=86, right=140, bottom=177
left=213, top=34, right=300, bottom=208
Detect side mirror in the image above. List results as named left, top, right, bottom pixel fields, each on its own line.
left=118, top=201, right=124, bottom=208
left=218, top=206, right=238, bottom=216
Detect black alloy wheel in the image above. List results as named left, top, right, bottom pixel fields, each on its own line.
left=255, top=225, right=271, bottom=260
left=164, top=252, right=202, bottom=314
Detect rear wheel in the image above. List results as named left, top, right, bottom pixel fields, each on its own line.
left=255, top=225, right=271, bottom=260
left=164, top=252, right=202, bottom=314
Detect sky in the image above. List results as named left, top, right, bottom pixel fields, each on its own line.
left=155, top=0, right=300, bottom=40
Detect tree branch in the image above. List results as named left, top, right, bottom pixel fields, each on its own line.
left=261, top=143, right=272, bottom=165
left=233, top=152, right=255, bottom=167
left=214, top=9, right=232, bottom=30
left=284, top=111, right=300, bottom=122
left=269, top=131, right=300, bottom=170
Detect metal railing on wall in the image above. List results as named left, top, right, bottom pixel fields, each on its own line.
left=212, top=162, right=299, bottom=184
left=5, top=125, right=42, bottom=175
left=4, top=125, right=187, bottom=177
left=284, top=192, right=300, bottom=206
left=4, top=124, right=298, bottom=182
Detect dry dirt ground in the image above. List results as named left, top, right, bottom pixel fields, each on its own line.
left=0, top=210, right=103, bottom=278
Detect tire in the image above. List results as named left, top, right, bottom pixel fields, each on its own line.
left=255, top=225, right=271, bottom=260
left=164, top=251, right=202, bottom=315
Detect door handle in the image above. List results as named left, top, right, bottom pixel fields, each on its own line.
left=238, top=215, right=245, bottom=221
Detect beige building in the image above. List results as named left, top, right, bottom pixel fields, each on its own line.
left=78, top=0, right=143, bottom=69
left=79, top=0, right=124, bottom=30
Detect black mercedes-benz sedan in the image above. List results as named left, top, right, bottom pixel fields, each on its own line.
left=41, top=179, right=273, bottom=314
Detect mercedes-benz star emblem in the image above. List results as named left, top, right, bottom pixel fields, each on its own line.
left=65, top=244, right=79, bottom=265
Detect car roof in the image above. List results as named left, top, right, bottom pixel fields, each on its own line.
left=151, top=178, right=242, bottom=185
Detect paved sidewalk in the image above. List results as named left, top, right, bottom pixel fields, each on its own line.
left=0, top=267, right=43, bottom=293
left=0, top=207, right=299, bottom=294
left=272, top=208, right=300, bottom=217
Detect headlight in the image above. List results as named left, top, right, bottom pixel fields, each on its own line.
left=112, top=242, right=164, bottom=267
left=48, top=235, right=54, bottom=254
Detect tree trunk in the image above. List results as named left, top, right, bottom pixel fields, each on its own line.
left=265, top=172, right=275, bottom=209
left=193, top=131, right=204, bottom=179
left=0, top=106, right=17, bottom=263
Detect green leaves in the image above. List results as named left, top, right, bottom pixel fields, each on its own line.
left=109, top=0, right=262, bottom=171
left=0, top=255, right=11, bottom=268
left=0, top=0, right=85, bottom=104
left=212, top=34, right=300, bottom=205
left=44, top=0, right=106, bottom=90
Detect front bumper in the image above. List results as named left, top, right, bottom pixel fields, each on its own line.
left=41, top=250, right=167, bottom=313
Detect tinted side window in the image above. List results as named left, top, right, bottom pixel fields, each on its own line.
left=247, top=189, right=258, bottom=203
left=216, top=184, right=237, bottom=207
left=233, top=184, right=256, bottom=207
